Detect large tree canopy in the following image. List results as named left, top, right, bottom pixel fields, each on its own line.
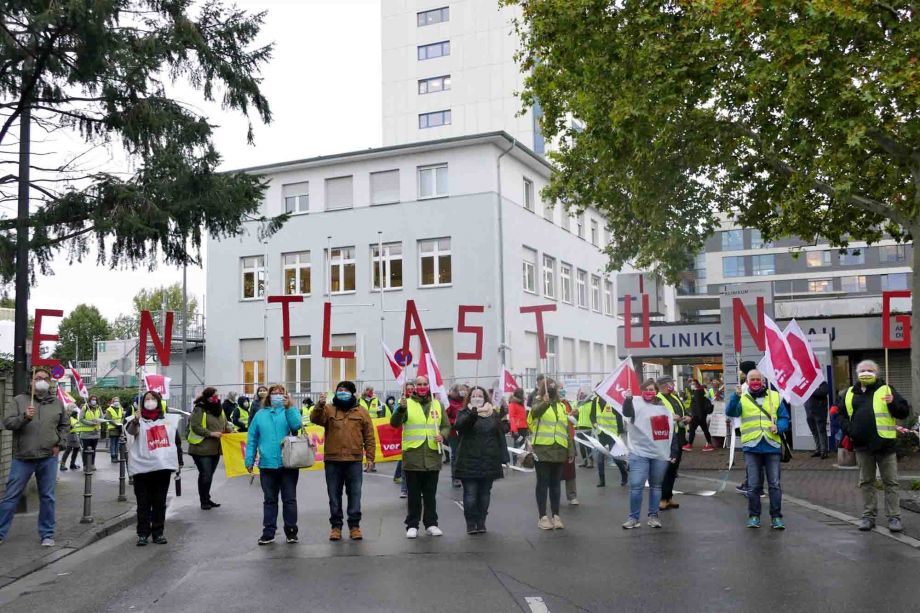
left=0, top=0, right=284, bottom=282
left=52, top=303, right=111, bottom=363
left=503, top=0, right=919, bottom=278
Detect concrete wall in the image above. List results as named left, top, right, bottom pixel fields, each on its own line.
left=0, top=375, right=12, bottom=498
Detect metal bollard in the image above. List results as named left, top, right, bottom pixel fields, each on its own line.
left=80, top=449, right=94, bottom=524
left=175, top=466, right=182, bottom=497
left=118, top=433, right=128, bottom=502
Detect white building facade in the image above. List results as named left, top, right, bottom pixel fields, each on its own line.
left=381, top=1, right=543, bottom=153
left=205, top=133, right=620, bottom=398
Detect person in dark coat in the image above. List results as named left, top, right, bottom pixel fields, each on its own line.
left=685, top=379, right=714, bottom=451
left=805, top=382, right=830, bottom=458
left=453, top=385, right=509, bottom=534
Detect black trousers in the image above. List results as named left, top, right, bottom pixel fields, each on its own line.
left=661, top=443, right=683, bottom=502
left=806, top=411, right=829, bottom=453
left=405, top=470, right=440, bottom=529
left=535, top=461, right=564, bottom=517
left=461, top=478, right=494, bottom=529
left=192, top=455, right=220, bottom=504
left=60, top=446, right=80, bottom=468
left=688, top=416, right=712, bottom=446
left=134, top=469, right=172, bottom=537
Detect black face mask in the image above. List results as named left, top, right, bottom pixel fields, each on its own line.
left=205, top=400, right=223, bottom=416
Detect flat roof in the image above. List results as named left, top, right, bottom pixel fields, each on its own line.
left=228, top=131, right=553, bottom=176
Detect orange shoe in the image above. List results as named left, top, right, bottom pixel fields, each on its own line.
left=329, top=527, right=342, bottom=541
left=349, top=527, right=363, bottom=540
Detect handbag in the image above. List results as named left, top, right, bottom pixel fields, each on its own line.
left=752, top=395, right=793, bottom=463
left=282, top=430, right=315, bottom=469
left=520, top=438, right=536, bottom=469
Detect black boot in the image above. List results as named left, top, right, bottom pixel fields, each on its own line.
left=810, top=450, right=821, bottom=458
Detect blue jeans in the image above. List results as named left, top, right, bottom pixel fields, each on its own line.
left=259, top=468, right=299, bottom=539
left=744, top=452, right=782, bottom=518
left=627, top=454, right=668, bottom=521
left=0, top=457, right=59, bottom=540
left=109, top=436, right=121, bottom=461
left=324, top=461, right=363, bottom=528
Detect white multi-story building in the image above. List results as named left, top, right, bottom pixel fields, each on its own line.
left=381, top=1, right=544, bottom=153
left=205, top=133, right=620, bottom=397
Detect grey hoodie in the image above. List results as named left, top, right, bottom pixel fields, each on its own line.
left=5, top=392, right=69, bottom=460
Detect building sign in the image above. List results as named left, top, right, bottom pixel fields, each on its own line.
left=720, top=282, right=774, bottom=387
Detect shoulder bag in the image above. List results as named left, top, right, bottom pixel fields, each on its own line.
left=282, top=425, right=315, bottom=469
left=754, top=395, right=793, bottom=463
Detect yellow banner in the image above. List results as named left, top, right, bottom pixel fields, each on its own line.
left=220, top=417, right=402, bottom=478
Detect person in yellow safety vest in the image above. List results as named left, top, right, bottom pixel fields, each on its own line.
left=528, top=377, right=574, bottom=531
left=106, top=397, right=125, bottom=463
left=836, top=359, right=910, bottom=533
left=300, top=397, right=314, bottom=427
left=60, top=406, right=83, bottom=471
left=359, top=386, right=383, bottom=418
left=390, top=375, right=451, bottom=539
left=725, top=369, right=790, bottom=530
left=591, top=394, right=629, bottom=487
left=656, top=376, right=690, bottom=511
left=75, top=395, right=103, bottom=471
left=574, top=391, right=594, bottom=469
left=232, top=395, right=252, bottom=433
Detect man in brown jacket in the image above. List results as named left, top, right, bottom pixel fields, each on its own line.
left=311, top=380, right=376, bottom=541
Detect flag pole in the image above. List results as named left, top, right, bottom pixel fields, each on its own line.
left=885, top=346, right=890, bottom=383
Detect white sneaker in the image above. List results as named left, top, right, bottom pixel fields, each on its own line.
left=41, top=538, right=55, bottom=547
left=426, top=526, right=443, bottom=537
left=537, top=516, right=554, bottom=530
left=406, top=527, right=419, bottom=539
left=552, top=515, right=564, bottom=530
left=568, top=498, right=580, bottom=506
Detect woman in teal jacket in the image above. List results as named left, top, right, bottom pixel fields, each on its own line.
left=245, top=384, right=303, bottom=545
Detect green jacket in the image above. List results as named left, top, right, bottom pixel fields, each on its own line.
left=5, top=393, right=69, bottom=460
left=530, top=398, right=575, bottom=463
left=390, top=394, right=451, bottom=471
left=187, top=405, right=233, bottom=456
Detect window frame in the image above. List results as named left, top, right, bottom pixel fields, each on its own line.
left=840, top=275, right=867, bottom=293
left=241, top=359, right=265, bottom=396
left=418, top=75, right=451, bottom=94
left=370, top=169, right=400, bottom=205
left=417, top=6, right=449, bottom=27
left=282, top=251, right=311, bottom=296
left=751, top=254, right=775, bottom=276
left=523, top=178, right=534, bottom=212
left=722, top=255, right=746, bottom=278
left=721, top=229, right=743, bottom=251
left=241, top=255, right=265, bottom=301
left=419, top=237, right=452, bottom=288
left=284, top=340, right=312, bottom=395
left=324, top=175, right=354, bottom=211
left=560, top=263, right=573, bottom=304
left=328, top=247, right=356, bottom=295
left=417, top=40, right=450, bottom=61
left=881, top=273, right=909, bottom=291
left=371, top=242, right=404, bottom=291
left=604, top=279, right=615, bottom=315
left=839, top=248, right=865, bottom=266
left=522, top=248, right=537, bottom=294
left=417, top=164, right=448, bottom=199
left=589, top=219, right=599, bottom=246
left=879, top=244, right=907, bottom=264
left=590, top=275, right=602, bottom=312
left=542, top=254, right=557, bottom=299
left=576, top=269, right=589, bottom=309
left=805, top=250, right=832, bottom=268
left=418, top=109, right=451, bottom=129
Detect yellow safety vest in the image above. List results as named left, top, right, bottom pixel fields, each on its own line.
left=658, top=393, right=686, bottom=433
left=301, top=406, right=312, bottom=426
left=74, top=407, right=102, bottom=435
left=576, top=401, right=593, bottom=428
left=739, top=391, right=783, bottom=447
left=106, top=406, right=124, bottom=428
left=844, top=386, right=897, bottom=440
left=595, top=400, right=620, bottom=435
left=186, top=411, right=209, bottom=445
left=359, top=397, right=379, bottom=416
left=237, top=406, right=250, bottom=428
left=402, top=398, right=442, bottom=451
left=528, top=402, right=569, bottom=449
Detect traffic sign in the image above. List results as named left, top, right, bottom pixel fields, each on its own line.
left=394, top=349, right=412, bottom=367
left=50, top=364, right=66, bottom=380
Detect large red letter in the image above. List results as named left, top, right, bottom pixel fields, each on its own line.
left=882, top=290, right=911, bottom=349
left=322, top=302, right=355, bottom=359
left=402, top=299, right=430, bottom=356
left=31, top=309, right=63, bottom=367
left=623, top=294, right=651, bottom=349
left=457, top=305, right=485, bottom=360
left=520, top=304, right=557, bottom=358
left=268, top=295, right=304, bottom=352
left=138, top=310, right=174, bottom=367
left=732, top=297, right=765, bottom=353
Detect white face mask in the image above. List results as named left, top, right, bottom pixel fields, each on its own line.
left=144, top=399, right=159, bottom=411
left=34, top=380, right=50, bottom=394
left=469, top=396, right=484, bottom=409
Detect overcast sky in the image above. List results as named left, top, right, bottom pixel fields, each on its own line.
left=27, top=0, right=382, bottom=325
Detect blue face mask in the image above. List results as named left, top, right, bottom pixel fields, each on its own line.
left=335, top=391, right=353, bottom=403
left=270, top=394, right=285, bottom=408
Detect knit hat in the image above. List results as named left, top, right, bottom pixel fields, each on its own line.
left=739, top=361, right=757, bottom=375
left=336, top=380, right=357, bottom=394
left=656, top=375, right=674, bottom=386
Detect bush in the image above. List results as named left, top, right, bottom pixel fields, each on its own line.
left=895, top=430, right=919, bottom=460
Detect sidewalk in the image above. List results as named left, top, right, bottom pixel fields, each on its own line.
left=0, top=449, right=138, bottom=588
left=678, top=440, right=920, bottom=472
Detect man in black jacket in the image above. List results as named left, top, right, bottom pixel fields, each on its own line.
left=836, top=360, right=910, bottom=532
left=805, top=382, right=830, bottom=459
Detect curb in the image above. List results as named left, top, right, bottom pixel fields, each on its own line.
left=0, top=507, right=136, bottom=589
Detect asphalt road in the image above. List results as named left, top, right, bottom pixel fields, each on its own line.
left=1, top=462, right=918, bottom=613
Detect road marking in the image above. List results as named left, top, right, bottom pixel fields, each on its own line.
left=525, top=596, right=550, bottom=613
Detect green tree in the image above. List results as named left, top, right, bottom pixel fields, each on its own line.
left=132, top=284, right=198, bottom=319
left=52, top=304, right=111, bottom=363
left=505, top=1, right=920, bottom=412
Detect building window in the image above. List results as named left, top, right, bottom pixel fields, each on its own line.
left=806, top=250, right=831, bottom=267
left=545, top=335, right=559, bottom=374
left=241, top=359, right=264, bottom=396
left=282, top=181, right=309, bottom=214
left=542, top=255, right=557, bottom=299
left=523, top=178, right=534, bottom=211
left=576, top=214, right=584, bottom=239
left=371, top=242, right=403, bottom=290
left=722, top=256, right=745, bottom=278
left=808, top=278, right=833, bottom=293
left=560, top=263, right=573, bottom=304
left=752, top=254, right=775, bottom=276
left=283, top=251, right=311, bottom=296
left=419, top=109, right=451, bottom=129
left=284, top=339, right=312, bottom=395
left=563, top=213, right=572, bottom=233
left=576, top=270, right=588, bottom=308
left=879, top=245, right=908, bottom=264
left=749, top=229, right=771, bottom=249
left=241, top=256, right=265, bottom=300
left=325, top=175, right=354, bottom=211
left=721, top=229, right=743, bottom=251
left=590, top=219, right=599, bottom=246
left=591, top=275, right=602, bottom=312
left=418, top=75, right=451, bottom=94
left=881, top=273, right=909, bottom=291
left=419, top=238, right=451, bottom=287
left=329, top=335, right=357, bottom=383
left=417, top=40, right=450, bottom=60
left=329, top=247, right=356, bottom=294
left=418, top=164, right=448, bottom=199
left=370, top=170, right=400, bottom=205
left=522, top=248, right=537, bottom=294
left=840, top=275, right=867, bottom=293
left=604, top=280, right=615, bottom=315
left=417, top=6, right=449, bottom=26
left=839, top=248, right=865, bottom=266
